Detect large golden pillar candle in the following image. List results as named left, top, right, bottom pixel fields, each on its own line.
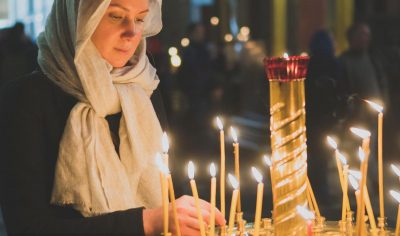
left=264, top=55, right=309, bottom=235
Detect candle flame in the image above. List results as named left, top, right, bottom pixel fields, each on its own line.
left=337, top=151, right=347, bottom=165
left=349, top=175, right=359, bottom=191
left=349, top=170, right=362, bottom=180
left=188, top=161, right=195, bottom=179
left=283, top=52, right=289, bottom=59
left=391, top=164, right=400, bottom=177
left=327, top=136, right=338, bottom=150
left=228, top=173, right=239, bottom=189
left=230, top=127, right=238, bottom=143
left=390, top=190, right=400, bottom=203
left=358, top=147, right=365, bottom=162
left=216, top=117, right=224, bottom=130
left=350, top=127, right=371, bottom=139
left=263, top=155, right=272, bottom=167
left=251, top=167, right=263, bottom=183
left=210, top=163, right=216, bottom=177
left=296, top=205, right=315, bottom=220
left=162, top=132, right=169, bottom=153
left=364, top=99, right=383, bottom=113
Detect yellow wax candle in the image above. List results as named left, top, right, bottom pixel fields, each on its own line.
left=389, top=190, right=400, bottom=236
left=227, top=174, right=239, bottom=235
left=365, top=100, right=384, bottom=220
left=156, top=153, right=169, bottom=235
left=231, top=127, right=241, bottom=213
left=216, top=117, right=226, bottom=218
left=209, top=163, right=217, bottom=236
left=350, top=127, right=371, bottom=234
left=378, top=112, right=384, bottom=219
left=306, top=177, right=320, bottom=217
left=326, top=136, right=351, bottom=213
left=363, top=186, right=377, bottom=231
left=396, top=205, right=400, bottom=236
left=167, top=175, right=180, bottom=236
left=349, top=175, right=362, bottom=235
left=252, top=167, right=264, bottom=236
left=188, top=161, right=206, bottom=236
left=342, top=164, right=349, bottom=221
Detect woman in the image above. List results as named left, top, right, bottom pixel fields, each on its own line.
left=0, top=0, right=224, bottom=235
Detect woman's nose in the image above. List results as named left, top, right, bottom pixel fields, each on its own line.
left=121, top=20, right=137, bottom=39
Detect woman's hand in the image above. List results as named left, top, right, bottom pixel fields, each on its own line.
left=143, top=195, right=225, bottom=236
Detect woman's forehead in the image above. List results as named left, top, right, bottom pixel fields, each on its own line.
left=109, top=0, right=149, bottom=12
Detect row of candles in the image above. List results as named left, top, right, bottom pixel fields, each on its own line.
left=155, top=98, right=400, bottom=236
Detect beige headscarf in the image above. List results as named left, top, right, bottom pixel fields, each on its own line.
left=37, top=0, right=163, bottom=217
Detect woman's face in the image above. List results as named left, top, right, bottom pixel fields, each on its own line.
left=92, top=0, right=149, bottom=68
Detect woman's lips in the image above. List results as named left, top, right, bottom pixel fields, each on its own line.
left=115, top=48, right=131, bottom=54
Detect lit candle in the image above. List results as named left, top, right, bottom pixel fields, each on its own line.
left=209, top=163, right=217, bottom=236
left=365, top=99, right=384, bottom=221
left=216, top=117, right=226, bottom=218
left=390, top=190, right=400, bottom=236
left=349, top=175, right=363, bottom=235
left=156, top=155, right=181, bottom=236
left=230, top=126, right=241, bottom=213
left=156, top=153, right=169, bottom=235
left=252, top=167, right=264, bottom=236
left=391, top=164, right=400, bottom=182
left=188, top=161, right=206, bottom=236
left=162, top=132, right=170, bottom=167
left=306, top=177, right=320, bottom=217
left=350, top=128, right=371, bottom=235
left=338, top=152, right=351, bottom=220
left=296, top=205, right=315, bottom=236
left=264, top=155, right=275, bottom=216
left=326, top=136, right=351, bottom=218
left=227, top=174, right=239, bottom=235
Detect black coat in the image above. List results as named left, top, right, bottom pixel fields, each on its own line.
left=0, top=70, right=168, bottom=235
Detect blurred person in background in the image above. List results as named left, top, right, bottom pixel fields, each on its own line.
left=0, top=22, right=38, bottom=88
left=306, top=30, right=342, bottom=204
left=177, top=22, right=215, bottom=146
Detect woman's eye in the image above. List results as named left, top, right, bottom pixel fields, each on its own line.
left=109, top=14, right=124, bottom=21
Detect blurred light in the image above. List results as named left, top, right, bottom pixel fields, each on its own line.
left=240, top=26, right=250, bottom=36
left=210, top=16, right=219, bottom=26
left=237, top=33, right=249, bottom=42
left=224, top=34, right=233, bottom=42
left=188, top=161, right=195, bottom=179
left=230, top=127, right=238, bottom=143
left=216, top=117, right=224, bottom=130
left=170, top=55, right=182, bottom=68
left=228, top=174, right=239, bottom=189
left=210, top=163, right=217, bottom=177
left=168, top=47, right=178, bottom=56
left=181, top=38, right=190, bottom=47
left=364, top=99, right=384, bottom=113
left=283, top=52, right=289, bottom=59
left=327, top=136, right=338, bottom=150
left=350, top=127, right=371, bottom=139
left=300, top=52, right=309, bottom=57
left=252, top=167, right=263, bottom=183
